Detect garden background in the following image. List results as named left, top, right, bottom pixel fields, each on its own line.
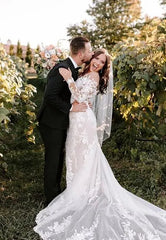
left=0, top=0, right=166, bottom=239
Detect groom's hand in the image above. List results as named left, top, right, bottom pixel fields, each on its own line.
left=71, top=101, right=87, bottom=112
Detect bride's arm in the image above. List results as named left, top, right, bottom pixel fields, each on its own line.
left=59, top=68, right=99, bottom=103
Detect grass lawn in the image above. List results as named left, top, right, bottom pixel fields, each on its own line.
left=0, top=146, right=44, bottom=240
left=0, top=136, right=166, bottom=240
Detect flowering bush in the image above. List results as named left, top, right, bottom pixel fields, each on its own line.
left=33, top=44, right=67, bottom=80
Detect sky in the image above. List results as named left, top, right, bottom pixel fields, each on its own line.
left=0, top=0, right=165, bottom=49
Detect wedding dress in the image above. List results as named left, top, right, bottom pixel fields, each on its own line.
left=34, top=74, right=166, bottom=240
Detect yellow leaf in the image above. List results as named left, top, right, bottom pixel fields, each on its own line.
left=26, top=111, right=36, bottom=118
left=133, top=102, right=139, bottom=108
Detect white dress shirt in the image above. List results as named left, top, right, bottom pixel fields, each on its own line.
left=68, top=56, right=78, bottom=112
left=69, top=56, right=78, bottom=68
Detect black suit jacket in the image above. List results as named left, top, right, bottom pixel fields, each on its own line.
left=37, top=58, right=78, bottom=129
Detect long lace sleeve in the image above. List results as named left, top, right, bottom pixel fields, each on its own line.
left=66, top=74, right=98, bottom=103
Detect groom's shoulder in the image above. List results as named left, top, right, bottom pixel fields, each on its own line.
left=55, top=59, right=69, bottom=69
left=47, top=58, right=70, bottom=77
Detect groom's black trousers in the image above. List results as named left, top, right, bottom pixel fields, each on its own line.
left=39, top=123, right=67, bottom=205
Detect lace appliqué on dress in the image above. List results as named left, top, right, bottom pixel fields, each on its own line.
left=121, top=221, right=160, bottom=240
left=66, top=216, right=99, bottom=240
left=66, top=74, right=98, bottom=104
left=35, top=216, right=71, bottom=239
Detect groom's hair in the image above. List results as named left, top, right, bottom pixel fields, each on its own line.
left=70, top=37, right=89, bottom=55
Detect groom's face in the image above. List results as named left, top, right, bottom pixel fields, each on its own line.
left=81, top=42, right=93, bottom=64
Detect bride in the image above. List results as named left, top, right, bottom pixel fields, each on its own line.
left=34, top=49, right=166, bottom=240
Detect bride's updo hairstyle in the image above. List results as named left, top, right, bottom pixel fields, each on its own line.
left=81, top=48, right=111, bottom=94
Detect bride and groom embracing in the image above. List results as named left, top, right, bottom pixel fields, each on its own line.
left=34, top=37, right=166, bottom=239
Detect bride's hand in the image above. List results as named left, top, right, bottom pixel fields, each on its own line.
left=59, top=68, right=72, bottom=81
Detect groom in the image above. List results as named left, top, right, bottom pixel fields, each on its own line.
left=37, top=37, right=93, bottom=205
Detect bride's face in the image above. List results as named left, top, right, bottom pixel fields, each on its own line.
left=89, top=53, right=106, bottom=72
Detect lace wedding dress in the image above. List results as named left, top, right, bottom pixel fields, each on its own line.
left=34, top=74, right=166, bottom=240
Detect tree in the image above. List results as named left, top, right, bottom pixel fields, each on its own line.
left=35, top=45, right=40, bottom=54
left=9, top=44, right=15, bottom=56
left=25, top=43, right=32, bottom=67
left=16, top=40, right=23, bottom=59
left=160, top=0, right=166, bottom=18
left=67, top=0, right=141, bottom=51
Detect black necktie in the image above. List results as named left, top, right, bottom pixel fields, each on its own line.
left=74, top=67, right=82, bottom=79
left=75, top=66, right=82, bottom=73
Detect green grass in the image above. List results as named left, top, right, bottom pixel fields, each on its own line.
left=103, top=139, right=166, bottom=208
left=0, top=131, right=166, bottom=239
left=0, top=147, right=45, bottom=240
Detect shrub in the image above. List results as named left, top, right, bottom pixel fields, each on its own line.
left=112, top=18, right=166, bottom=145
left=0, top=44, right=37, bottom=171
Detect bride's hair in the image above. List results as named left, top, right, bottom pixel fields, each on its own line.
left=81, top=48, right=111, bottom=94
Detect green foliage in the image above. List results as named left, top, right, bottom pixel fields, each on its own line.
left=11, top=55, right=29, bottom=80
left=25, top=42, right=33, bottom=67
left=16, top=40, right=23, bottom=59
left=0, top=44, right=24, bottom=124
left=67, top=0, right=141, bottom=51
left=0, top=44, right=37, bottom=172
left=67, top=20, right=95, bottom=45
left=112, top=18, right=166, bottom=141
left=35, top=45, right=40, bottom=55
left=9, top=44, right=15, bottom=56
left=160, top=0, right=166, bottom=18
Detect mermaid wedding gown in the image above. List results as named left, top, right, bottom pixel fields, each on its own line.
left=34, top=74, right=166, bottom=240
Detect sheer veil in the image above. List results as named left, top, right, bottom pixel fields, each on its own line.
left=92, top=61, right=114, bottom=145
